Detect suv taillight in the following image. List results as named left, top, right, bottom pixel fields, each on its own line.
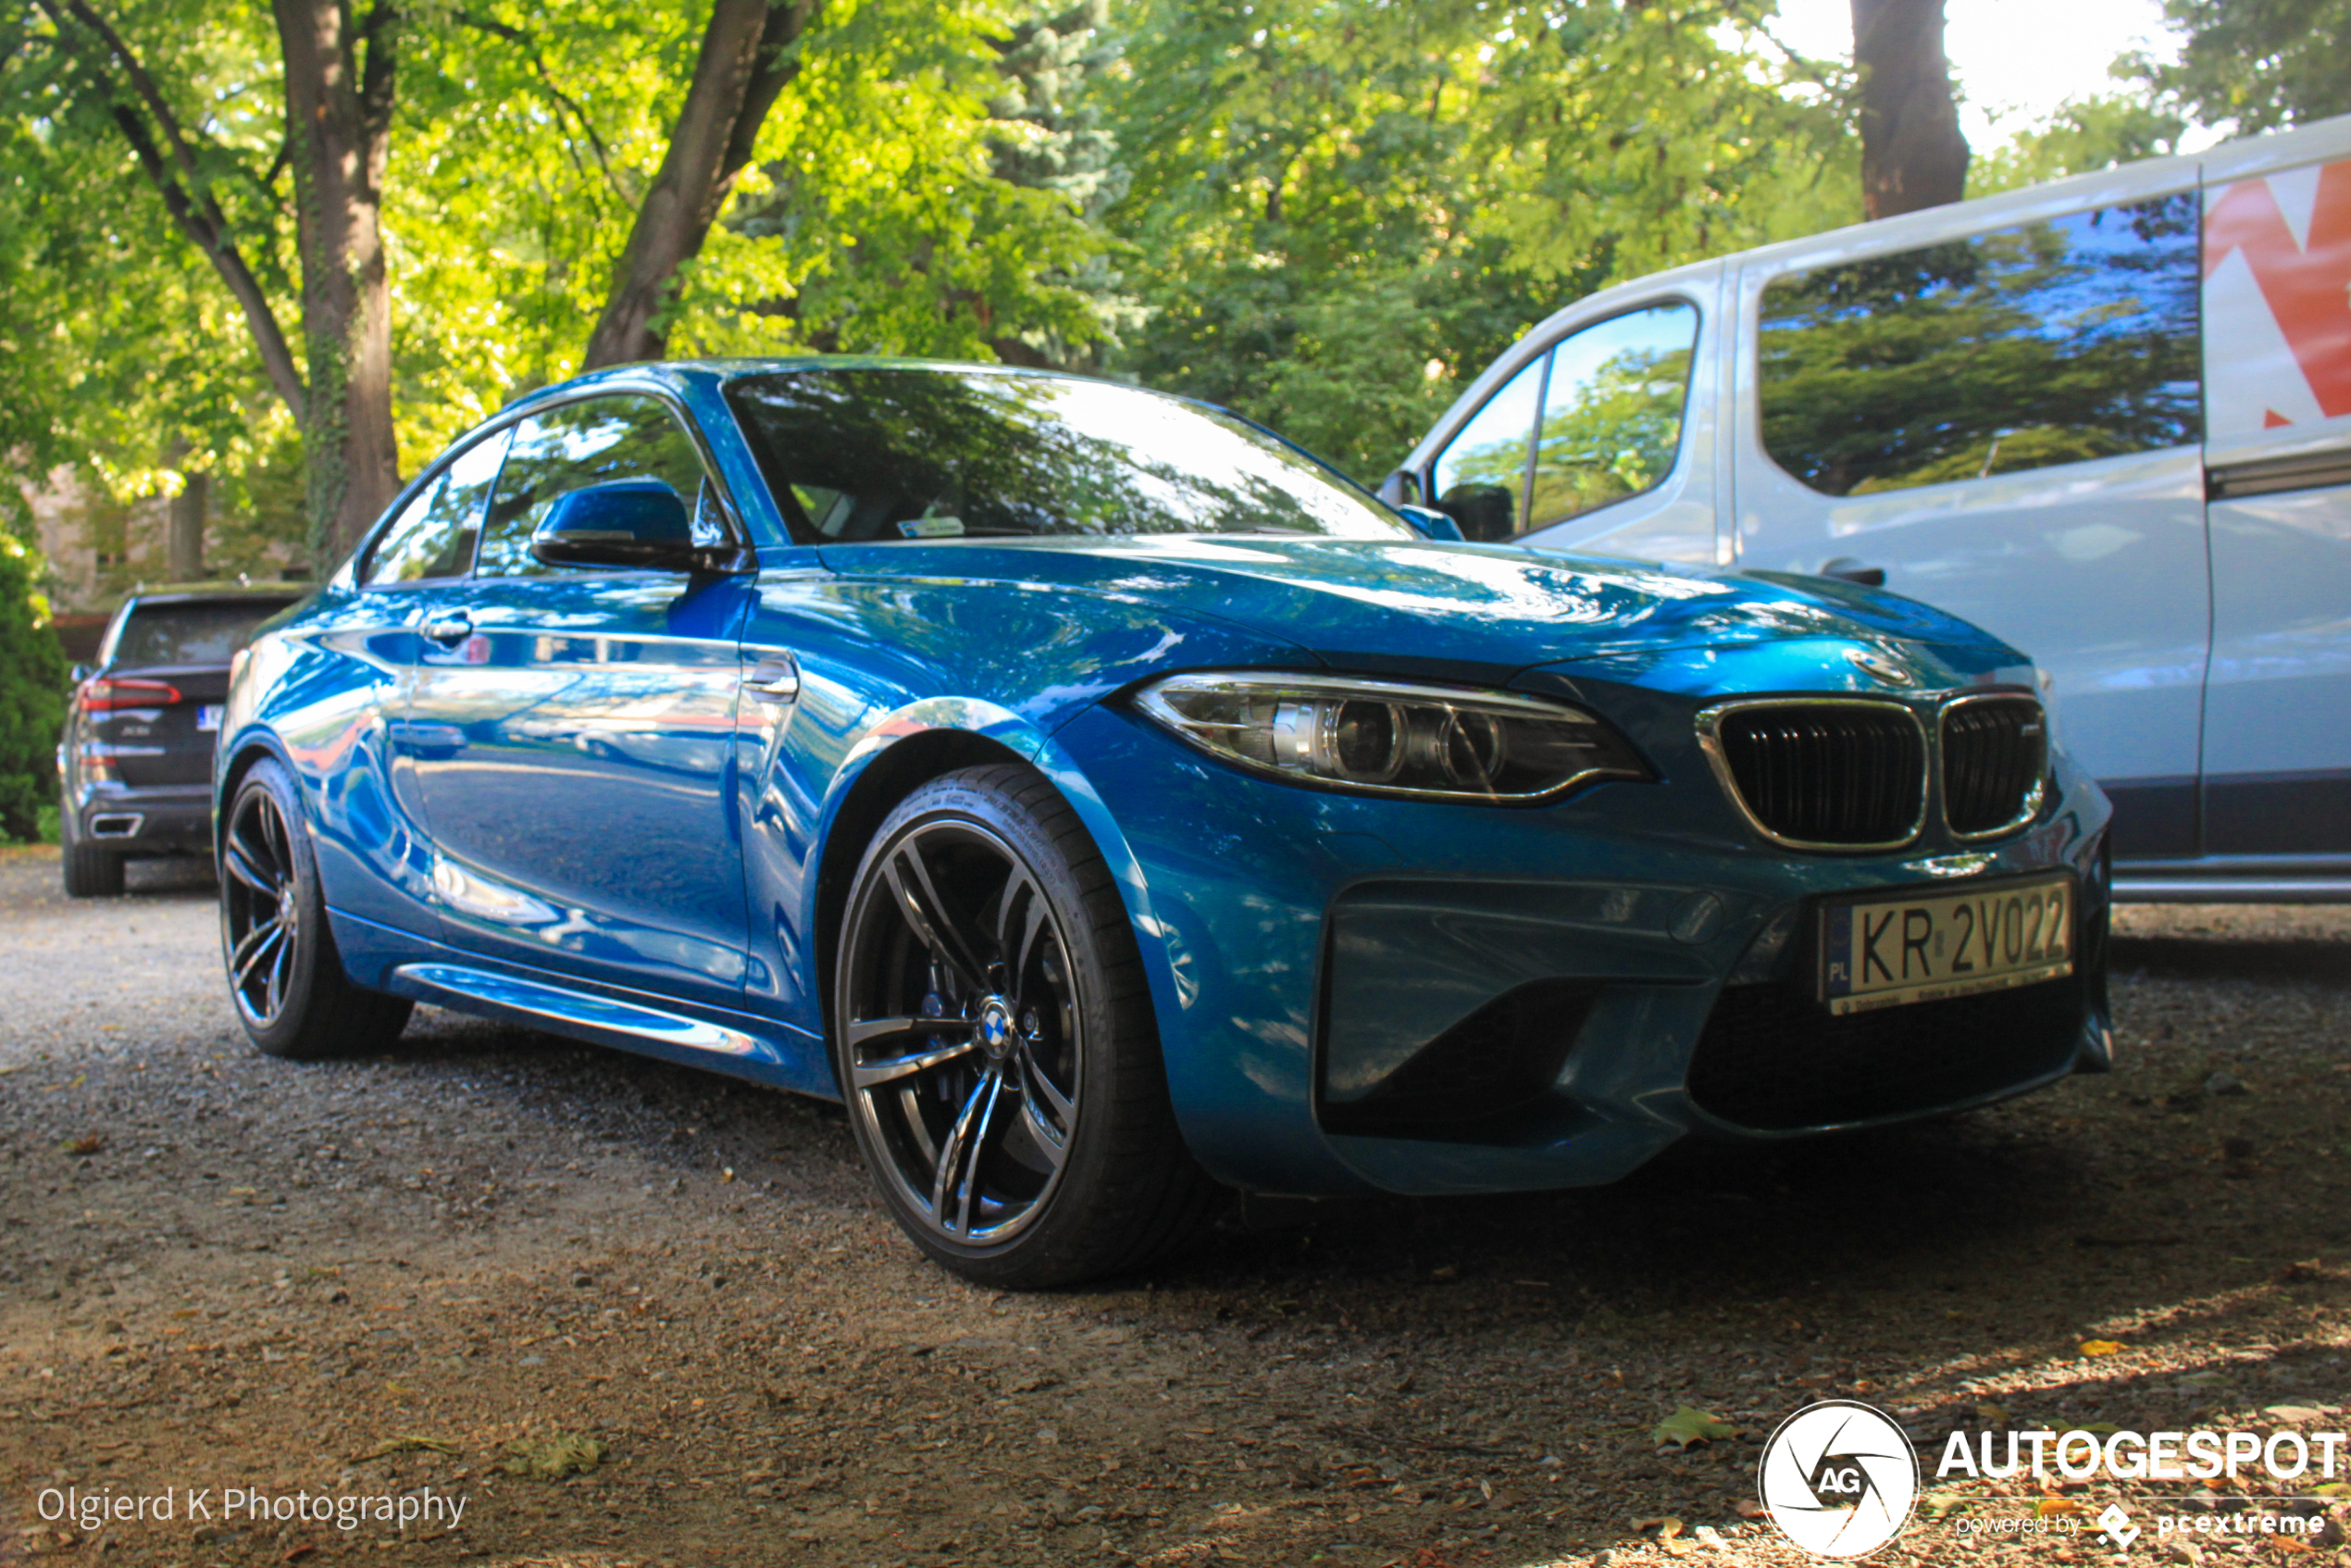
left=79, top=678, right=182, bottom=713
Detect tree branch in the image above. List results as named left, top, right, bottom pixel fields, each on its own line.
left=33, top=0, right=306, bottom=416
left=357, top=0, right=397, bottom=147
left=458, top=12, right=630, bottom=206
left=718, top=0, right=819, bottom=188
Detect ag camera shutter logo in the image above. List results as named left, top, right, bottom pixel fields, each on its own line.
left=1757, top=1400, right=1920, bottom=1558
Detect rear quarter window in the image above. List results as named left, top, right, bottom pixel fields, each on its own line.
left=1757, top=193, right=2202, bottom=495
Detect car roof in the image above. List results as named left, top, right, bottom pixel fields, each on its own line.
left=492, top=355, right=1128, bottom=415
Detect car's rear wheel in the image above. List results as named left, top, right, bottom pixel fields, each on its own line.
left=833, top=765, right=1216, bottom=1288
left=60, top=807, right=125, bottom=898
left=220, top=758, right=413, bottom=1059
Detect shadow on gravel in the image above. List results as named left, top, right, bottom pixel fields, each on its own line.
left=2110, top=932, right=2351, bottom=988
left=1163, top=1108, right=2087, bottom=1311
left=119, top=856, right=218, bottom=898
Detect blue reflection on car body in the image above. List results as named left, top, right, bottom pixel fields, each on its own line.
left=218, top=359, right=2111, bottom=1203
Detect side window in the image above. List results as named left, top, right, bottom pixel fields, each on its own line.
left=1758, top=194, right=2202, bottom=496
left=1431, top=356, right=1545, bottom=541
left=1527, top=303, right=1698, bottom=531
left=361, top=429, right=511, bottom=586
left=476, top=396, right=718, bottom=578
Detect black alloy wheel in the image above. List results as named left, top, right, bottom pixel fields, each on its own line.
left=219, top=757, right=413, bottom=1059
left=833, top=765, right=1216, bottom=1287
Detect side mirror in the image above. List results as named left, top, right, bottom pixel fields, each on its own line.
left=530, top=479, right=715, bottom=571
left=1394, top=504, right=1464, bottom=542
left=1435, top=482, right=1518, bottom=543
left=1818, top=556, right=1887, bottom=588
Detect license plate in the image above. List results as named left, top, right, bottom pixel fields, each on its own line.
left=1820, top=874, right=2073, bottom=1015
left=197, top=704, right=225, bottom=731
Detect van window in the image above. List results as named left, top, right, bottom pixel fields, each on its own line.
left=1528, top=303, right=1698, bottom=530
left=1431, top=356, right=1545, bottom=541
left=1756, top=194, right=2201, bottom=496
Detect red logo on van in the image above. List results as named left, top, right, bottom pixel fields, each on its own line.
left=2204, top=161, right=2351, bottom=422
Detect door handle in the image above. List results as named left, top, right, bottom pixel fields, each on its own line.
left=742, top=653, right=800, bottom=705
left=421, top=614, right=475, bottom=646
left=1819, top=557, right=1886, bottom=588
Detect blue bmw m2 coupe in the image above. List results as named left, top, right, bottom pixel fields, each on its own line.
left=216, top=360, right=2112, bottom=1285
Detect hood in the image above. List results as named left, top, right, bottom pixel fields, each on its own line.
left=815, top=536, right=2022, bottom=681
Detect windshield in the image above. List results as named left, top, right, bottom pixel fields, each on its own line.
left=726, top=367, right=1412, bottom=543
left=107, top=599, right=293, bottom=667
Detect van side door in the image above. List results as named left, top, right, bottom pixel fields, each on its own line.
left=2196, top=124, right=2351, bottom=863
left=1728, top=187, right=2209, bottom=862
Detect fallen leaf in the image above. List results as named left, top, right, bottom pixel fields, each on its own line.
left=1635, top=1516, right=1686, bottom=1540
left=500, top=1432, right=608, bottom=1479
left=62, top=1135, right=103, bottom=1157
left=2079, top=1339, right=2128, bottom=1357
left=1651, top=1405, right=1736, bottom=1449
left=2036, top=1498, right=2084, bottom=1517
left=356, top=1435, right=460, bottom=1461
left=1923, top=1492, right=1973, bottom=1520
left=1976, top=1401, right=2010, bottom=1426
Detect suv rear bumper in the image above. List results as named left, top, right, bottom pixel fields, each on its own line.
left=69, top=785, right=212, bottom=857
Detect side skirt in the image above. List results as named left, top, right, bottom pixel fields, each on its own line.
left=2113, top=852, right=2351, bottom=904
left=327, top=907, right=837, bottom=1097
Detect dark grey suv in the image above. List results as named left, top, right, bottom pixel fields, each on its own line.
left=58, top=588, right=300, bottom=897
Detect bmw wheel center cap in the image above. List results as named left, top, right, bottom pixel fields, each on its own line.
left=976, top=999, right=1017, bottom=1060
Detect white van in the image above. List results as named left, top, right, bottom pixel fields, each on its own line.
left=1387, top=116, right=2351, bottom=902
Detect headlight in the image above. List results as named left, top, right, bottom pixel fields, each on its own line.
left=1132, top=673, right=1651, bottom=803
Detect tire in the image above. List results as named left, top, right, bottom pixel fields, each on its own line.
left=219, top=757, right=413, bottom=1059
left=832, top=764, right=1218, bottom=1288
left=60, top=807, right=125, bottom=898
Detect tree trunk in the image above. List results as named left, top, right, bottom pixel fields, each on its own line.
left=272, top=0, right=403, bottom=564
left=1850, top=0, right=1969, bottom=219
left=168, top=469, right=207, bottom=580
left=581, top=0, right=818, bottom=370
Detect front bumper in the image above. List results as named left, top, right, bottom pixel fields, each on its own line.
left=1052, top=694, right=2113, bottom=1200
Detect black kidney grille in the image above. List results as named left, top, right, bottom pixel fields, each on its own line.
left=1715, top=704, right=1924, bottom=846
left=1942, top=697, right=2047, bottom=835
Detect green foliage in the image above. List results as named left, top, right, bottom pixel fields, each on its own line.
left=1970, top=94, right=2189, bottom=197
left=2134, top=0, right=2351, bottom=134
left=0, top=534, right=68, bottom=842
left=1100, top=0, right=1858, bottom=480
left=8, top=0, right=1872, bottom=548
left=0, top=0, right=304, bottom=560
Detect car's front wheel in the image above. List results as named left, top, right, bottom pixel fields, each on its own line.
left=833, top=765, right=1216, bottom=1288
left=219, top=757, right=413, bottom=1059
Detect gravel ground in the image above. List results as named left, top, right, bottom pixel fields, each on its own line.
left=2, top=844, right=2345, bottom=1568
